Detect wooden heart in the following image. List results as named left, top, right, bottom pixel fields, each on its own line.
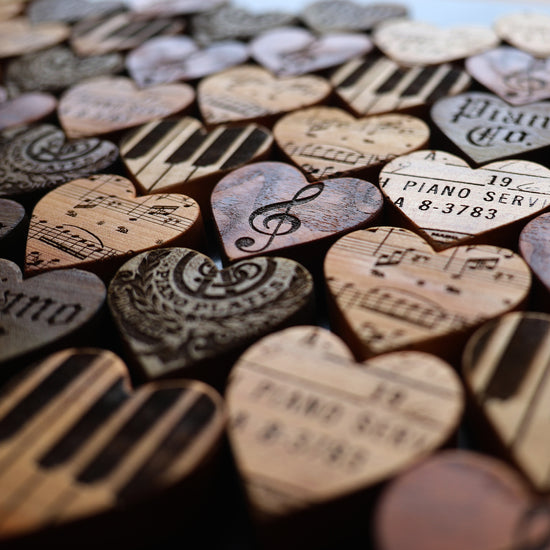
left=191, top=5, right=296, bottom=44
left=520, top=213, right=550, bottom=293
left=0, top=17, right=69, bottom=58
left=0, top=124, right=118, bottom=199
left=379, top=150, right=550, bottom=250
left=211, top=161, right=383, bottom=262
left=58, top=76, right=195, bottom=139
left=0, top=92, right=57, bottom=130
left=324, top=226, right=531, bottom=359
left=331, top=51, right=470, bottom=116
left=25, top=174, right=202, bottom=276
left=125, top=0, right=225, bottom=16
left=126, top=36, right=248, bottom=87
left=120, top=116, right=272, bottom=204
left=0, top=198, right=26, bottom=262
left=466, top=47, right=550, bottom=106
left=0, top=259, right=105, bottom=366
left=495, top=13, right=550, bottom=59
left=431, top=92, right=550, bottom=164
left=301, top=0, right=408, bottom=33
left=375, top=450, right=550, bottom=550
left=463, top=311, right=550, bottom=491
left=250, top=27, right=372, bottom=76
left=108, top=248, right=314, bottom=383
left=6, top=46, right=125, bottom=94
left=71, top=11, right=184, bottom=56
left=197, top=65, right=331, bottom=125
left=0, top=0, right=24, bottom=21
left=226, top=326, right=463, bottom=522
left=373, top=20, right=498, bottom=67
left=28, top=0, right=123, bottom=23
left=273, top=106, right=429, bottom=181
left=0, top=348, right=225, bottom=546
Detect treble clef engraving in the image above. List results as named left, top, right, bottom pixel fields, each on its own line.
left=235, top=182, right=324, bottom=253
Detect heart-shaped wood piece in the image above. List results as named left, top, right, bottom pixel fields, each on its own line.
left=125, top=0, right=225, bottom=16
left=126, top=36, right=248, bottom=87
left=25, top=174, right=203, bottom=277
left=466, top=47, right=550, bottom=106
left=302, top=0, right=408, bottom=33
left=0, top=198, right=27, bottom=262
left=520, top=213, right=550, bottom=293
left=463, top=312, right=550, bottom=491
left=0, top=92, right=57, bottom=130
left=120, top=117, right=272, bottom=206
left=28, top=0, right=123, bottom=23
left=108, top=248, right=314, bottom=383
left=250, top=26, right=372, bottom=76
left=379, top=150, right=550, bottom=250
left=331, top=52, right=471, bottom=116
left=0, top=259, right=105, bottom=366
left=211, top=161, right=383, bottom=262
left=226, top=326, right=463, bottom=522
left=373, top=20, right=498, bottom=67
left=197, top=65, right=331, bottom=125
left=431, top=92, right=550, bottom=164
left=58, top=77, right=194, bottom=139
left=324, top=226, right=531, bottom=359
left=6, top=46, right=125, bottom=94
left=0, top=0, right=25, bottom=21
left=0, top=124, right=118, bottom=199
left=0, top=348, right=225, bottom=547
left=0, top=17, right=69, bottom=58
left=495, top=13, right=550, bottom=59
left=375, top=450, right=550, bottom=550
left=274, top=106, right=430, bottom=181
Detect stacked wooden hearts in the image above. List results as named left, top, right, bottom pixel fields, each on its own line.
left=3, top=0, right=550, bottom=548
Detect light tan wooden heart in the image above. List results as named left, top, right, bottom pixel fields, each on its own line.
left=226, top=325, right=463, bottom=521
left=373, top=20, right=498, bottom=67
left=197, top=65, right=331, bottom=125
left=495, top=13, right=550, bottom=59
left=379, top=150, right=550, bottom=250
left=25, top=174, right=202, bottom=276
left=273, top=106, right=429, bottom=181
left=58, top=76, right=195, bottom=138
left=324, top=226, right=531, bottom=359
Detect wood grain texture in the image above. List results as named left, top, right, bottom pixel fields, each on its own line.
left=495, top=12, right=550, bottom=58
left=324, top=226, right=531, bottom=359
left=211, top=161, right=383, bottom=262
left=331, top=51, right=470, bottom=116
left=0, top=347, right=225, bottom=544
left=25, top=174, right=203, bottom=277
left=0, top=259, right=106, bottom=366
left=379, top=149, right=550, bottom=250
left=373, top=19, right=498, bottom=67
left=108, top=248, right=314, bottom=383
left=197, top=65, right=331, bottom=125
left=0, top=92, right=57, bottom=130
left=375, top=450, right=550, bottom=550
left=520, top=213, right=550, bottom=293
left=120, top=116, right=272, bottom=205
left=273, top=106, right=430, bottom=181
left=431, top=92, right=550, bottom=165
left=250, top=26, right=372, bottom=77
left=58, top=76, right=195, bottom=139
left=227, top=326, right=463, bottom=520
left=0, top=124, right=118, bottom=199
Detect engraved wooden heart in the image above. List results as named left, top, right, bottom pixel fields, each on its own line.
left=520, top=213, right=550, bottom=293
left=226, top=326, right=463, bottom=521
left=250, top=26, right=372, bottom=76
left=324, top=226, right=530, bottom=359
left=273, top=106, right=429, bottom=181
left=0, top=259, right=105, bottom=366
left=431, top=92, right=550, bottom=164
left=495, top=13, right=550, bottom=59
left=0, top=124, right=118, bottom=199
left=25, top=174, right=202, bottom=276
left=373, top=20, right=498, bottom=67
left=0, top=92, right=57, bottom=130
left=0, top=348, right=225, bottom=547
left=108, top=248, right=314, bottom=383
left=211, top=161, right=383, bottom=262
left=379, top=150, right=550, bottom=250
left=465, top=47, right=550, bottom=106
left=375, top=450, right=550, bottom=550
left=197, top=65, right=331, bottom=125
left=463, top=312, right=550, bottom=491
left=58, top=76, right=195, bottom=138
